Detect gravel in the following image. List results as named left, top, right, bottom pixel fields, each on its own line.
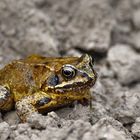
left=0, top=122, right=11, bottom=140
left=0, top=0, right=140, bottom=140
left=132, top=117, right=140, bottom=138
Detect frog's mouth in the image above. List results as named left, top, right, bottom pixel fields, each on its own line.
left=52, top=78, right=96, bottom=92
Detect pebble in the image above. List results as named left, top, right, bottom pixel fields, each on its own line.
left=107, top=44, right=140, bottom=85
left=0, top=122, right=11, bottom=140
left=132, top=117, right=140, bottom=137
left=82, top=117, right=133, bottom=140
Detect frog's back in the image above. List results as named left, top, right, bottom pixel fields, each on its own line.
left=21, top=55, right=79, bottom=70
left=0, top=61, right=19, bottom=85
left=0, top=55, right=79, bottom=83
left=0, top=58, right=49, bottom=101
left=0, top=61, right=35, bottom=100
left=0, top=55, right=80, bottom=101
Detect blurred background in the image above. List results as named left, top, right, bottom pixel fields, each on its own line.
left=0, top=0, right=139, bottom=61
left=0, top=0, right=140, bottom=139
left=0, top=0, right=140, bottom=85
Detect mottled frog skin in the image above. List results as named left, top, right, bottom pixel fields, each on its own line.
left=0, top=54, right=97, bottom=122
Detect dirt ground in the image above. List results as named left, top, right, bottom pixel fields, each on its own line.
left=0, top=0, right=140, bottom=140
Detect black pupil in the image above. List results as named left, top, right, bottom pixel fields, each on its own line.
left=62, top=66, right=75, bottom=79
left=64, top=69, right=72, bottom=76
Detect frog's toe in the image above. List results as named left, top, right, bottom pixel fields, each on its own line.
left=15, top=97, right=38, bottom=122
left=0, top=85, right=10, bottom=107
left=15, top=93, right=52, bottom=122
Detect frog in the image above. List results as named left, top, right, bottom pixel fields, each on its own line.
left=0, top=54, right=97, bottom=122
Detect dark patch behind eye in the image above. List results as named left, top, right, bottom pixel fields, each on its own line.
left=48, top=74, right=59, bottom=86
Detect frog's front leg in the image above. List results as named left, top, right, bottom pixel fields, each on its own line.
left=0, top=85, right=13, bottom=111
left=15, top=91, right=52, bottom=122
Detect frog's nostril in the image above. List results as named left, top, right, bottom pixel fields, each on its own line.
left=36, top=97, right=51, bottom=107
left=81, top=72, right=88, bottom=77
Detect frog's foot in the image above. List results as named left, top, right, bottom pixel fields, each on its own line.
left=15, top=92, right=52, bottom=122
left=16, top=96, right=38, bottom=122
left=0, top=85, right=12, bottom=110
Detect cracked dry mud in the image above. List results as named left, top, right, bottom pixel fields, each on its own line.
left=0, top=0, right=140, bottom=140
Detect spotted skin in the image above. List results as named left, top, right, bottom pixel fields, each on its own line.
left=15, top=91, right=53, bottom=122
left=0, top=54, right=97, bottom=122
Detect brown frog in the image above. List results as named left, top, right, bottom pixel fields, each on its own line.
left=0, top=54, right=97, bottom=122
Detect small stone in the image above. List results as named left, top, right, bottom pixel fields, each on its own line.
left=47, top=111, right=59, bottom=120
left=66, top=0, right=115, bottom=53
left=21, top=29, right=59, bottom=57
left=27, top=112, right=61, bottom=129
left=0, top=122, right=11, bottom=140
left=132, top=117, right=140, bottom=137
left=107, top=44, right=140, bottom=85
left=17, top=123, right=30, bottom=134
left=27, top=113, right=46, bottom=129
left=80, top=29, right=111, bottom=53
left=112, top=89, right=140, bottom=124
left=15, top=135, right=30, bottom=140
left=45, top=112, right=61, bottom=128
left=82, top=117, right=133, bottom=140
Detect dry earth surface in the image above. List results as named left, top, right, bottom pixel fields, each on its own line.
left=0, top=0, right=140, bottom=140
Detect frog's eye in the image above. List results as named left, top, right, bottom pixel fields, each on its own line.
left=61, top=65, right=76, bottom=80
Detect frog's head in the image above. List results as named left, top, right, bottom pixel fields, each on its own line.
left=46, top=54, right=97, bottom=92
left=36, top=54, right=97, bottom=111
